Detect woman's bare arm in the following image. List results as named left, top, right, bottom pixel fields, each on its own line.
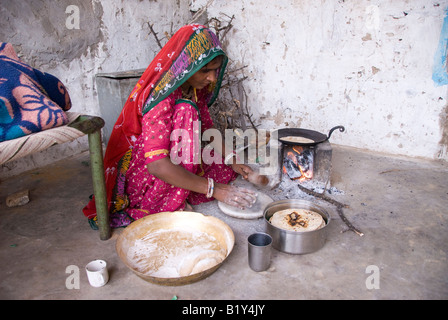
left=146, top=157, right=256, bottom=209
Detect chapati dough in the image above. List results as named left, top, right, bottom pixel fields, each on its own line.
left=127, top=228, right=227, bottom=278
left=178, top=249, right=226, bottom=276
left=218, top=175, right=274, bottom=219
left=269, top=208, right=325, bottom=232
left=191, top=255, right=223, bottom=274
left=281, top=136, right=315, bottom=144
left=218, top=191, right=273, bottom=219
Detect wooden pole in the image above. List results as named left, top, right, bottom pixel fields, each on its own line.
left=88, top=130, right=110, bottom=240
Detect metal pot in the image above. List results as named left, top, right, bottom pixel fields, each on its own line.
left=263, top=199, right=331, bottom=254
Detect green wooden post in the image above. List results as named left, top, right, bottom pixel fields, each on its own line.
left=69, top=115, right=110, bottom=240
left=88, top=130, right=110, bottom=240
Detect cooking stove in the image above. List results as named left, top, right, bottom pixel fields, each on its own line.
left=279, top=126, right=344, bottom=191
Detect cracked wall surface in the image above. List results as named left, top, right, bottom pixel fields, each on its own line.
left=0, top=0, right=191, bottom=176
left=204, top=0, right=448, bottom=160
left=0, top=0, right=447, bottom=177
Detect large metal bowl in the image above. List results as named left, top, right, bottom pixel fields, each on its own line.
left=264, top=199, right=331, bottom=254
left=116, top=211, right=234, bottom=286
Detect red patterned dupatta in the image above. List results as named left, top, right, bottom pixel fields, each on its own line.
left=83, top=24, right=228, bottom=219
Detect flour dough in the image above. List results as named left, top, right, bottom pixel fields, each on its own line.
left=218, top=191, right=273, bottom=219
left=269, top=208, right=325, bottom=232
left=218, top=175, right=274, bottom=219
left=281, top=136, right=315, bottom=144
left=127, top=227, right=227, bottom=278
left=178, top=249, right=226, bottom=277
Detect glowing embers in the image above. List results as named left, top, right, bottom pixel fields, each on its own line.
left=282, top=145, right=314, bottom=181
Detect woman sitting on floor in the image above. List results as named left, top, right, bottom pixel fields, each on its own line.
left=84, top=24, right=257, bottom=227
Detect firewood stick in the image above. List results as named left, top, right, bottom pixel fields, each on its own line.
left=296, top=184, right=349, bottom=208
left=147, top=23, right=163, bottom=49
left=336, top=206, right=364, bottom=237
left=296, top=184, right=364, bottom=237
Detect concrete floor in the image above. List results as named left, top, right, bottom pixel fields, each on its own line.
left=0, top=145, right=447, bottom=300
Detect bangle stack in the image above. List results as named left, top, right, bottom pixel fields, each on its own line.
left=206, top=177, right=215, bottom=198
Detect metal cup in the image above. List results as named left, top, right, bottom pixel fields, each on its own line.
left=248, top=232, right=272, bottom=272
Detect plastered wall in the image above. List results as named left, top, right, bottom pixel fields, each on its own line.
left=1, top=0, right=447, bottom=177
left=203, top=0, right=448, bottom=160
left=0, top=0, right=191, bottom=176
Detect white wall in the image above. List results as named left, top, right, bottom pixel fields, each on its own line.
left=203, top=0, right=448, bottom=160
left=1, top=0, right=447, bottom=177
left=0, top=0, right=191, bottom=176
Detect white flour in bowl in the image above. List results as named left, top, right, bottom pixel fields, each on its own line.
left=127, top=227, right=227, bottom=278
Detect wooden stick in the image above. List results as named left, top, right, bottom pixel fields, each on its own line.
left=296, top=184, right=349, bottom=208
left=147, top=23, right=163, bottom=49
left=336, top=206, right=364, bottom=237
left=296, top=184, right=364, bottom=237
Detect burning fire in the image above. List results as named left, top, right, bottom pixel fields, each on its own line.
left=282, top=146, right=314, bottom=181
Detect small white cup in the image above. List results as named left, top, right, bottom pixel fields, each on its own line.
left=85, top=260, right=109, bottom=287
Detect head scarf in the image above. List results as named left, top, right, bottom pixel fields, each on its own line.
left=138, top=24, right=227, bottom=114
left=84, top=24, right=228, bottom=217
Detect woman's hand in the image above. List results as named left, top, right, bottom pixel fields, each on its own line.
left=231, top=163, right=269, bottom=187
left=213, top=183, right=257, bottom=210
left=230, top=163, right=253, bottom=180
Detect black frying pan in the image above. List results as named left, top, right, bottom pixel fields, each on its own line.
left=277, top=125, right=345, bottom=146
